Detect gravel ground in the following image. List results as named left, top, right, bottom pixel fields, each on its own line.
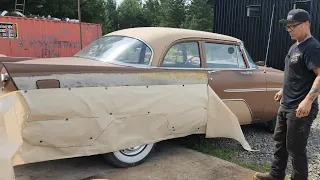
left=209, top=119, right=320, bottom=180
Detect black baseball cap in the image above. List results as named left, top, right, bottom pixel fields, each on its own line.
left=279, top=9, right=311, bottom=24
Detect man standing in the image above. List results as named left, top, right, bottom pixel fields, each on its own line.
left=254, top=9, right=320, bottom=180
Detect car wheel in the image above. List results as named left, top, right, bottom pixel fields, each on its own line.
left=103, top=143, right=156, bottom=168
left=266, top=117, right=277, bottom=133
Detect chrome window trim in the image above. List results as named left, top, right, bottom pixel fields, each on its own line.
left=239, top=42, right=258, bottom=69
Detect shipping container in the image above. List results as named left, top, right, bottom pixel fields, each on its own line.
left=213, top=0, right=320, bottom=70
left=0, top=16, right=102, bottom=58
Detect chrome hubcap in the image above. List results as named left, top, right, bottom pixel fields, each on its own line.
left=119, top=145, right=147, bottom=156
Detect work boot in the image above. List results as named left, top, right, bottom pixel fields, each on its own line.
left=253, top=172, right=283, bottom=180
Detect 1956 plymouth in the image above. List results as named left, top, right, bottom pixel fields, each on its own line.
left=0, top=27, right=283, bottom=179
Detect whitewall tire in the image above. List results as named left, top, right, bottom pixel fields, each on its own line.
left=103, top=143, right=156, bottom=168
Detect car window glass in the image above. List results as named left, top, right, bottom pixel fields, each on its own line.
left=162, top=42, right=201, bottom=68
left=74, top=36, right=152, bottom=66
left=237, top=46, right=247, bottom=69
left=205, top=43, right=246, bottom=69
left=243, top=46, right=257, bottom=68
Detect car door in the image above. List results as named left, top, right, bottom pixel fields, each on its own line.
left=202, top=41, right=267, bottom=124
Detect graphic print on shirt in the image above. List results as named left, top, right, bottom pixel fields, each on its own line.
left=290, top=52, right=301, bottom=64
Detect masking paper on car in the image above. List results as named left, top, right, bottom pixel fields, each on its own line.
left=0, top=83, right=254, bottom=179
left=0, top=94, right=24, bottom=180
left=205, top=87, right=254, bottom=151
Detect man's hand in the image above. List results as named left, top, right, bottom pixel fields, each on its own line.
left=296, top=98, right=313, bottom=118
left=274, top=89, right=283, bottom=101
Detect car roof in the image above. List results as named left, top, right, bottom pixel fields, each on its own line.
left=106, top=27, right=242, bottom=66
left=107, top=27, right=241, bottom=44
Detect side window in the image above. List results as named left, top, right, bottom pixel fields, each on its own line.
left=162, top=42, right=201, bottom=68
left=237, top=46, right=247, bottom=69
left=117, top=44, right=152, bottom=65
left=205, top=43, right=247, bottom=69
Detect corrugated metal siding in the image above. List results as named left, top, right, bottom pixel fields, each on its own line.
left=266, top=0, right=293, bottom=70
left=213, top=0, right=274, bottom=68
left=311, top=0, right=320, bottom=41
left=0, top=16, right=102, bottom=58
left=213, top=0, right=320, bottom=71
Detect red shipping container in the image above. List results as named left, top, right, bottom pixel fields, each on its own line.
left=0, top=16, right=102, bottom=58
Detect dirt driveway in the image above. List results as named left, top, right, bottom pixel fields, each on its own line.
left=14, top=140, right=256, bottom=180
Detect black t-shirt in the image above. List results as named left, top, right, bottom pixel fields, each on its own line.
left=281, top=36, right=320, bottom=112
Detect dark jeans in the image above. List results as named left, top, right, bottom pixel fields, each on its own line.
left=270, top=107, right=318, bottom=180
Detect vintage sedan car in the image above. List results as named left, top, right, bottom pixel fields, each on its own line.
left=0, top=27, right=283, bottom=172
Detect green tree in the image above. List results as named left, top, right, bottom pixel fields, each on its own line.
left=158, top=0, right=186, bottom=28
left=102, top=0, right=119, bottom=34
left=143, top=0, right=161, bottom=26
left=0, top=0, right=16, bottom=12
left=182, top=0, right=214, bottom=32
left=27, top=0, right=77, bottom=19
left=0, top=0, right=107, bottom=24
left=117, top=0, right=150, bottom=29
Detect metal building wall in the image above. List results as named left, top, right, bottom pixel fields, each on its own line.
left=265, top=0, right=295, bottom=70
left=0, top=16, right=102, bottom=58
left=311, top=0, right=320, bottom=41
left=213, top=0, right=320, bottom=71
left=213, top=0, right=274, bottom=68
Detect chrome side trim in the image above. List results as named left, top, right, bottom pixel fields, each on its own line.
left=266, top=88, right=282, bottom=92
left=204, top=67, right=256, bottom=71
left=158, top=67, right=257, bottom=71
left=224, top=88, right=282, bottom=93
left=221, top=98, right=253, bottom=120
left=158, top=67, right=206, bottom=71
left=224, top=88, right=266, bottom=93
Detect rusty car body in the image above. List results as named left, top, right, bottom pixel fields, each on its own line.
left=0, top=27, right=283, bottom=178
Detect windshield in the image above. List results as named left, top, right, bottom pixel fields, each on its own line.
left=74, top=35, right=152, bottom=66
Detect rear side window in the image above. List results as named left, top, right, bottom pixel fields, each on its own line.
left=74, top=35, right=152, bottom=66
left=205, top=43, right=246, bottom=69
left=162, top=42, right=201, bottom=68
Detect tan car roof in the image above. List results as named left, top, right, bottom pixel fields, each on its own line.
left=108, top=27, right=240, bottom=43
left=106, top=27, right=242, bottom=66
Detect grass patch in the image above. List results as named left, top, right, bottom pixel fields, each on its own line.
left=237, top=161, right=271, bottom=172
left=191, top=138, right=271, bottom=173
left=192, top=138, right=235, bottom=161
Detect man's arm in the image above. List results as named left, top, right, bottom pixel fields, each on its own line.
left=305, top=68, right=320, bottom=102
left=296, top=45, right=320, bottom=118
